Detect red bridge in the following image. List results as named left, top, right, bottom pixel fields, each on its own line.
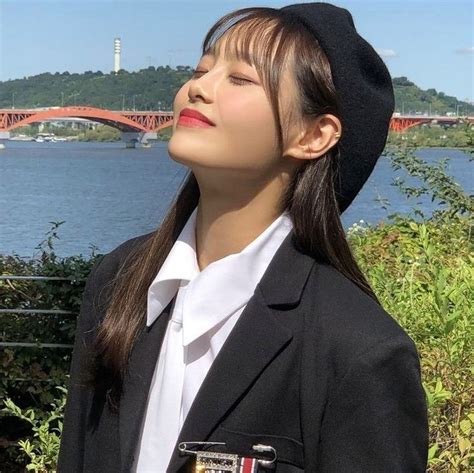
left=0, top=106, right=174, bottom=147
left=389, top=114, right=473, bottom=132
left=0, top=107, right=472, bottom=147
left=0, top=106, right=174, bottom=132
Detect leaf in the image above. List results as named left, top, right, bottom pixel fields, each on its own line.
left=460, top=419, right=471, bottom=436
left=428, top=442, right=439, bottom=460
left=458, top=436, right=471, bottom=455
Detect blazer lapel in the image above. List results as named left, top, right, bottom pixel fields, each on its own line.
left=165, top=290, right=291, bottom=471
left=167, top=231, right=315, bottom=472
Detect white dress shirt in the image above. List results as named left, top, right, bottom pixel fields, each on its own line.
left=131, top=206, right=293, bottom=472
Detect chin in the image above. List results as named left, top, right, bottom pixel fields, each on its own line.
left=168, top=136, right=191, bottom=164
left=167, top=142, right=202, bottom=170
left=168, top=136, right=214, bottom=168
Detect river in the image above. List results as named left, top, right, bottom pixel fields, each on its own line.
left=0, top=141, right=471, bottom=258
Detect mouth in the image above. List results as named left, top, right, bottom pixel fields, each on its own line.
left=178, top=108, right=215, bottom=128
left=177, top=115, right=215, bottom=128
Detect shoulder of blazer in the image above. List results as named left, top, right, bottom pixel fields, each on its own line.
left=84, top=230, right=156, bottom=306
left=303, top=261, right=420, bottom=364
left=97, top=230, right=155, bottom=274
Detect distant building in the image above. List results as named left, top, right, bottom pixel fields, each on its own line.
left=114, top=37, right=121, bottom=74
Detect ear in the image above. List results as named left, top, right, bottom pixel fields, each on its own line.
left=283, top=113, right=342, bottom=161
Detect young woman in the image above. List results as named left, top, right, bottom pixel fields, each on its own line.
left=58, top=3, right=429, bottom=472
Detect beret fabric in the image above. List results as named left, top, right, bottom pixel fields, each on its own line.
left=280, top=2, right=395, bottom=214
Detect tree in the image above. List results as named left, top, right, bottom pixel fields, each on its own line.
left=393, top=76, right=415, bottom=87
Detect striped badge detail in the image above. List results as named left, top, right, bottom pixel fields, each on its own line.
left=239, top=456, right=259, bottom=473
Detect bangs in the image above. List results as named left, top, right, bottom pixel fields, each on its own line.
left=203, top=17, right=281, bottom=67
left=201, top=9, right=296, bottom=84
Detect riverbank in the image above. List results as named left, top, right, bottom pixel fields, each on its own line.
left=6, top=134, right=473, bottom=150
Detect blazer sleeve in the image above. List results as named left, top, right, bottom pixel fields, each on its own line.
left=57, top=254, right=106, bottom=473
left=315, top=334, right=429, bottom=472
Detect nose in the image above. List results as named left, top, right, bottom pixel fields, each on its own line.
left=187, top=72, right=215, bottom=104
left=188, top=84, right=211, bottom=104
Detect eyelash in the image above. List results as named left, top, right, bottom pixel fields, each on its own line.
left=190, top=69, right=251, bottom=86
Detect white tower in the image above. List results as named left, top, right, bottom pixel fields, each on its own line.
left=114, top=37, right=121, bottom=73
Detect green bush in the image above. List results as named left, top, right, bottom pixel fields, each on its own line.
left=0, top=223, right=102, bottom=471
left=348, top=213, right=473, bottom=470
left=2, top=386, right=66, bottom=472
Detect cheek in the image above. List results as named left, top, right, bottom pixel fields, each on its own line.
left=218, top=89, right=278, bottom=163
left=220, top=88, right=272, bottom=129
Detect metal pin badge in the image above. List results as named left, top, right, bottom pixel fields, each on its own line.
left=178, top=440, right=277, bottom=472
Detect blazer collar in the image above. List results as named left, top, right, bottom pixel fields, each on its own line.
left=118, top=229, right=315, bottom=473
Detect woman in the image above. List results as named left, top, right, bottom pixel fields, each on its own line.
left=58, top=3, right=429, bottom=472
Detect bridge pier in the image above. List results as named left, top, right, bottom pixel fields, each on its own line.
left=0, top=131, right=10, bottom=150
left=142, top=132, right=158, bottom=142
left=121, top=131, right=158, bottom=148
left=121, top=132, right=140, bottom=148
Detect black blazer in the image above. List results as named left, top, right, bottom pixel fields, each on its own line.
left=57, top=230, right=429, bottom=473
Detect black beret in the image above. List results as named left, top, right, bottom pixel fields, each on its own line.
left=280, top=2, right=395, bottom=214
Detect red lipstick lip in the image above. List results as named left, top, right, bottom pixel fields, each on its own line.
left=179, top=108, right=215, bottom=126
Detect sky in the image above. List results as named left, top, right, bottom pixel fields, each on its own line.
left=0, top=0, right=472, bottom=102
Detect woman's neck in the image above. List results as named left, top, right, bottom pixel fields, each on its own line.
left=194, top=197, right=283, bottom=272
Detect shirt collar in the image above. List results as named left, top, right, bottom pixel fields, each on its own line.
left=147, top=207, right=294, bottom=346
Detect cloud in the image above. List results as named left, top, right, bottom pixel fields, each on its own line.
left=376, top=48, right=398, bottom=58
left=455, top=46, right=474, bottom=55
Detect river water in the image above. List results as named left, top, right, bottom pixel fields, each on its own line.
left=0, top=141, right=471, bottom=258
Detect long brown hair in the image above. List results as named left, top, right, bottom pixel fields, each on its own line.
left=85, top=7, right=382, bottom=413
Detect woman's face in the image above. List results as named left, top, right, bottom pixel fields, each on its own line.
left=168, top=33, right=299, bottom=183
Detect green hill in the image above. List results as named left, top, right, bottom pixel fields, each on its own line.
left=0, top=67, right=191, bottom=112
left=392, top=77, right=472, bottom=116
left=0, top=68, right=472, bottom=116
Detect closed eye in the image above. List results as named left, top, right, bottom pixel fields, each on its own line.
left=190, top=69, right=253, bottom=86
